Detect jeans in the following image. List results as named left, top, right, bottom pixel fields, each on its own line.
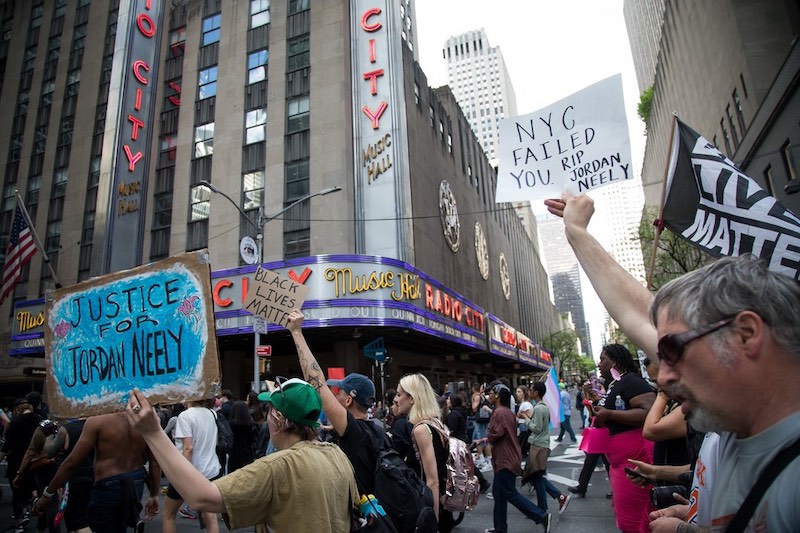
left=88, top=468, right=145, bottom=533
left=558, top=415, right=577, bottom=441
left=492, top=469, right=546, bottom=532
left=531, top=474, right=562, bottom=511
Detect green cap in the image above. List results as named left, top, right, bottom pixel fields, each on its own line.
left=258, top=378, right=321, bottom=428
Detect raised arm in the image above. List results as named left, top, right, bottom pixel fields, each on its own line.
left=285, top=309, right=348, bottom=435
left=544, top=194, right=658, bottom=359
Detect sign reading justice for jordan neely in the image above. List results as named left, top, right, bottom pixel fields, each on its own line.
left=496, top=74, right=632, bottom=202
left=45, top=251, right=220, bottom=417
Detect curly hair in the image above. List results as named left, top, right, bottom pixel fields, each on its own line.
left=602, top=343, right=639, bottom=374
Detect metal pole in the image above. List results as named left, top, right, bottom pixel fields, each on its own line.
left=253, top=332, right=260, bottom=392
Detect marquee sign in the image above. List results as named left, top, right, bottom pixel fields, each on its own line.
left=105, top=0, right=164, bottom=272
left=351, top=0, right=412, bottom=260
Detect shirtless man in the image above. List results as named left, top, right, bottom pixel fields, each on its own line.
left=33, top=411, right=160, bottom=533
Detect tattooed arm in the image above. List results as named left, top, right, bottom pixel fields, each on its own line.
left=286, top=309, right=349, bottom=435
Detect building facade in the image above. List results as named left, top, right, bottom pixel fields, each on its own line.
left=0, top=0, right=561, bottom=399
left=630, top=0, right=800, bottom=216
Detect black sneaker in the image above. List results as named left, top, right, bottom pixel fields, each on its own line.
left=542, top=512, right=552, bottom=533
left=568, top=485, right=586, bottom=497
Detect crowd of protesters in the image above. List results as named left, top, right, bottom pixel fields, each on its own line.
left=3, top=193, right=799, bottom=532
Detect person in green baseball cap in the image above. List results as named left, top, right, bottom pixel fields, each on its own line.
left=126, top=380, right=358, bottom=533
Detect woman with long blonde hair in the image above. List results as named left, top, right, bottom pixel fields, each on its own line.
left=394, top=373, right=455, bottom=533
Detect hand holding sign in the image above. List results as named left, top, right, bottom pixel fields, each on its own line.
left=497, top=74, right=632, bottom=202
left=243, top=268, right=310, bottom=327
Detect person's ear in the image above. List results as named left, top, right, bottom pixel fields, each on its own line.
left=732, top=310, right=764, bottom=360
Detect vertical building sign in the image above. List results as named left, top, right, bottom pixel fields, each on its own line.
left=351, top=1, right=412, bottom=261
left=107, top=0, right=163, bottom=272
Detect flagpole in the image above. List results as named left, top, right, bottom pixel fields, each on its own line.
left=15, top=192, right=62, bottom=288
left=646, top=113, right=678, bottom=291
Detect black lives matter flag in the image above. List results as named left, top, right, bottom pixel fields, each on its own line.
left=662, top=119, right=800, bottom=280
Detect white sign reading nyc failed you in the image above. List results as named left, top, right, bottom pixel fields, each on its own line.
left=496, top=74, right=632, bottom=202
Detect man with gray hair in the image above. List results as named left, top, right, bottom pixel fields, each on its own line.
left=545, top=193, right=800, bottom=532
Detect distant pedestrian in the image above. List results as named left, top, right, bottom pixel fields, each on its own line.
left=556, top=383, right=577, bottom=443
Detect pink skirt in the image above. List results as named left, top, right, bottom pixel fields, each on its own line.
left=604, top=428, right=654, bottom=533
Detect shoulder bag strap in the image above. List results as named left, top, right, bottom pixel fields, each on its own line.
left=725, top=436, right=800, bottom=532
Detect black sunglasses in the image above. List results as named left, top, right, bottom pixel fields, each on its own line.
left=657, top=317, right=735, bottom=366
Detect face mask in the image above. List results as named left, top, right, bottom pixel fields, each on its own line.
left=610, top=367, right=622, bottom=381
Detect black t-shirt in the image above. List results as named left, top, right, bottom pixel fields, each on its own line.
left=336, top=410, right=383, bottom=495
left=597, top=372, right=654, bottom=435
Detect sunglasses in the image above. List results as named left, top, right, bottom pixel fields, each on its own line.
left=657, top=317, right=735, bottom=366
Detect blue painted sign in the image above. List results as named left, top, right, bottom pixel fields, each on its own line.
left=45, top=252, right=220, bottom=417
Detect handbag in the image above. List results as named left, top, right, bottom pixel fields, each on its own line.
left=578, top=419, right=610, bottom=454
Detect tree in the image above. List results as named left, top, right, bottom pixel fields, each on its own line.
left=542, top=329, right=581, bottom=381
left=609, top=327, right=640, bottom=358
left=637, top=86, right=654, bottom=128
left=638, top=206, right=712, bottom=291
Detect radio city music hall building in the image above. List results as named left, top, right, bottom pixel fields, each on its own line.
left=0, top=0, right=564, bottom=398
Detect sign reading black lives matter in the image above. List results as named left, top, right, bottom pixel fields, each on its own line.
left=243, top=267, right=310, bottom=327
left=496, top=74, right=632, bottom=202
left=45, top=252, right=220, bottom=417
left=663, top=120, right=800, bottom=280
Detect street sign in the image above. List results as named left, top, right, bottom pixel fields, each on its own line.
left=257, top=345, right=272, bottom=357
left=253, top=316, right=268, bottom=334
left=363, top=337, right=386, bottom=362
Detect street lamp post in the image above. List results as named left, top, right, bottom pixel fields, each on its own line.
left=199, top=181, right=342, bottom=392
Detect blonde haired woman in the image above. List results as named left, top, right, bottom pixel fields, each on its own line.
left=395, top=373, right=455, bottom=533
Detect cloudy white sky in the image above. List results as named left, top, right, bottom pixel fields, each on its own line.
left=413, top=0, right=646, bottom=356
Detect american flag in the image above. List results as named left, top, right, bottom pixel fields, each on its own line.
left=1, top=204, right=37, bottom=305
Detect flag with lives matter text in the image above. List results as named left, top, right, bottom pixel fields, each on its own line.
left=662, top=119, right=800, bottom=280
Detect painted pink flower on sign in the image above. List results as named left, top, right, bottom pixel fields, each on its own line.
left=178, top=295, right=200, bottom=330
left=53, top=320, right=71, bottom=339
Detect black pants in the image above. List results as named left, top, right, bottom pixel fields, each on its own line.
left=576, top=452, right=609, bottom=492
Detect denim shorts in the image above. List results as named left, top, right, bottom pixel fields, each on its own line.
left=472, top=421, right=488, bottom=441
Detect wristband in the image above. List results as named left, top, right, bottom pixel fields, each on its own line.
left=42, top=486, right=55, bottom=499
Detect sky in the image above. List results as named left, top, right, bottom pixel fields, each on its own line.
left=413, top=0, right=646, bottom=357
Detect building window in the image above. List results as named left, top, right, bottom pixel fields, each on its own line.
left=287, top=96, right=310, bottom=133
left=198, top=66, right=217, bottom=99
left=288, top=0, right=309, bottom=15
left=247, top=49, right=268, bottom=84
left=733, top=89, right=746, bottom=134
left=201, top=14, right=221, bottom=47
left=287, top=35, right=309, bottom=72
left=720, top=119, right=732, bottom=156
left=245, top=108, right=266, bottom=144
left=242, top=170, right=264, bottom=210
left=169, top=26, right=186, bottom=57
left=782, top=140, right=798, bottom=183
left=763, top=164, right=775, bottom=196
left=194, top=122, right=214, bottom=158
left=190, top=184, right=210, bottom=221
left=726, top=105, right=739, bottom=148
left=250, top=0, right=270, bottom=28
left=52, top=168, right=68, bottom=198
left=285, top=159, right=309, bottom=200
left=447, top=133, right=452, bottom=153
left=284, top=229, right=309, bottom=258
left=429, top=105, right=434, bottom=127
left=414, top=82, right=419, bottom=105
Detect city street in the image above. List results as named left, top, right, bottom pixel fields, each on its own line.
left=0, top=427, right=617, bottom=532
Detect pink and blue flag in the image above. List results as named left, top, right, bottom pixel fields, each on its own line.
left=543, top=366, right=561, bottom=429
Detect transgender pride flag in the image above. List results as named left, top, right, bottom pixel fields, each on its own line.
left=543, top=366, right=561, bottom=429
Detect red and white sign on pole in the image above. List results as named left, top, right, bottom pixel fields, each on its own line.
left=257, top=345, right=272, bottom=357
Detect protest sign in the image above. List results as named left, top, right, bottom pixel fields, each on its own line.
left=243, top=266, right=310, bottom=327
left=496, top=74, right=632, bottom=202
left=45, top=251, right=219, bottom=417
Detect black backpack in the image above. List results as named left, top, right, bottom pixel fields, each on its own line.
left=209, top=408, right=233, bottom=454
left=367, top=424, right=437, bottom=533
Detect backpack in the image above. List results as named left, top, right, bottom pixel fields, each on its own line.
left=209, top=408, right=233, bottom=455
left=367, top=424, right=436, bottom=533
left=413, top=421, right=480, bottom=513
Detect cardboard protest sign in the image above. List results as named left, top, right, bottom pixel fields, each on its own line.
left=243, top=267, right=310, bottom=327
left=45, top=251, right=219, bottom=417
left=496, top=74, right=632, bottom=202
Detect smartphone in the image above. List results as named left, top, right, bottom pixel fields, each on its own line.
left=624, top=467, right=656, bottom=484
